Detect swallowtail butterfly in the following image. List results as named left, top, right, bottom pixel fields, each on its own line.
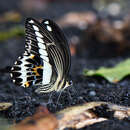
left=10, top=18, right=72, bottom=93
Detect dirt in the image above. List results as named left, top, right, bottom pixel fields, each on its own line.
left=1, top=44, right=130, bottom=130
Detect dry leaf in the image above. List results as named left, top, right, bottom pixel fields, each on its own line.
left=56, top=102, right=130, bottom=129
left=11, top=102, right=130, bottom=130
left=0, top=102, right=12, bottom=111
left=12, top=106, right=58, bottom=130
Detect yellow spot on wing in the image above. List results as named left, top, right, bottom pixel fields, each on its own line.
left=24, top=82, right=30, bottom=87
left=30, top=55, right=35, bottom=59
left=33, top=65, right=43, bottom=76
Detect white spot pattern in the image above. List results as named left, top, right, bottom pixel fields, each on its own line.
left=35, top=32, right=43, bottom=38
left=14, top=61, right=17, bottom=65
left=24, top=51, right=28, bottom=55
left=17, top=56, right=30, bottom=87
left=39, top=49, right=48, bottom=56
left=42, top=61, right=52, bottom=85
left=31, top=23, right=52, bottom=85
left=36, top=37, right=44, bottom=43
left=13, top=79, right=15, bottom=83
left=24, top=20, right=53, bottom=86
left=10, top=73, right=13, bottom=77
left=31, top=24, right=50, bottom=66
left=29, top=20, right=34, bottom=23
left=38, top=42, right=46, bottom=49
left=33, top=25, right=39, bottom=31
left=40, top=55, right=49, bottom=62
left=44, top=21, right=49, bottom=24
left=47, top=25, right=52, bottom=31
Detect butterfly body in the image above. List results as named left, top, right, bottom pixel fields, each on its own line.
left=10, top=18, right=72, bottom=93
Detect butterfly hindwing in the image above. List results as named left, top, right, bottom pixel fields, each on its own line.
left=10, top=54, right=44, bottom=87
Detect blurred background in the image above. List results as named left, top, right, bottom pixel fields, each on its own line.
left=1, top=0, right=130, bottom=68
left=1, top=0, right=130, bottom=125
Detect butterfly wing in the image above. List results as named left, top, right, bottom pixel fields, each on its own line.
left=10, top=18, right=71, bottom=93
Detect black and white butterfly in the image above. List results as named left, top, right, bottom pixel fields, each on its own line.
left=10, top=18, right=72, bottom=93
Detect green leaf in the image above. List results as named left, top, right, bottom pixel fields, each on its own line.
left=83, top=59, right=130, bottom=83
left=0, top=26, right=24, bottom=41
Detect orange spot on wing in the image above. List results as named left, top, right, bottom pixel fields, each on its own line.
left=24, top=81, right=30, bottom=87
left=30, top=55, right=35, bottom=59
left=33, top=65, right=43, bottom=76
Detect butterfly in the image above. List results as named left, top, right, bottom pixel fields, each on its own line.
left=10, top=17, right=72, bottom=93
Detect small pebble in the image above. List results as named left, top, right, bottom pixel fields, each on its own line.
left=89, top=91, right=96, bottom=96
left=88, top=83, right=96, bottom=87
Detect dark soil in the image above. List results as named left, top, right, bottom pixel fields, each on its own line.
left=1, top=44, right=130, bottom=130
